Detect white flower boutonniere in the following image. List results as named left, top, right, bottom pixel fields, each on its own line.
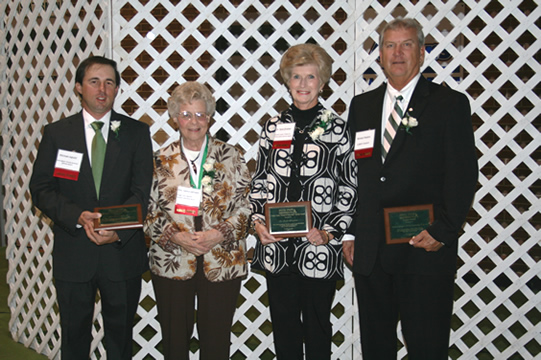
left=111, top=121, right=121, bottom=139
left=201, top=158, right=216, bottom=194
left=309, top=109, right=333, bottom=141
left=400, top=109, right=418, bottom=134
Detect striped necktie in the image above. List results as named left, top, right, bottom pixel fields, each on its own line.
left=91, top=121, right=106, bottom=197
left=382, top=95, right=403, bottom=161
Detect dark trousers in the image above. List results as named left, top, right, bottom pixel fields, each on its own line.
left=55, top=274, right=141, bottom=360
left=354, top=259, right=455, bottom=360
left=151, top=258, right=242, bottom=360
left=266, top=272, right=337, bottom=360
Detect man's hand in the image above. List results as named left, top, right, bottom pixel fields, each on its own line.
left=84, top=224, right=120, bottom=245
left=409, top=230, right=444, bottom=252
left=342, top=240, right=355, bottom=266
left=78, top=210, right=101, bottom=227
left=80, top=211, right=120, bottom=245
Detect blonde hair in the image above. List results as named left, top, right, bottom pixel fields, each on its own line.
left=279, top=43, right=333, bottom=85
left=167, top=81, right=216, bottom=118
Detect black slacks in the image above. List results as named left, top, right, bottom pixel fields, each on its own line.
left=266, top=272, right=337, bottom=360
left=55, top=273, right=141, bottom=360
left=354, top=258, right=455, bottom=360
left=151, top=257, right=242, bottom=360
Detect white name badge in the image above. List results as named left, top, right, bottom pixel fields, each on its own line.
left=175, top=186, right=202, bottom=216
left=273, top=123, right=295, bottom=149
left=53, top=149, right=84, bottom=180
left=355, top=130, right=375, bottom=159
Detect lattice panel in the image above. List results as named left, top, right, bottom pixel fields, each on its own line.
left=1, top=0, right=112, bottom=358
left=1, top=0, right=540, bottom=359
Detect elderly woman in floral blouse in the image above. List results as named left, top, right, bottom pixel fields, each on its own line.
left=250, top=44, right=358, bottom=359
left=144, top=81, right=251, bottom=360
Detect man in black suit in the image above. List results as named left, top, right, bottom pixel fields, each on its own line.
left=30, top=56, right=153, bottom=359
left=344, top=18, right=478, bottom=359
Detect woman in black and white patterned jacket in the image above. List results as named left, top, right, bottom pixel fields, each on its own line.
left=250, top=43, right=357, bottom=360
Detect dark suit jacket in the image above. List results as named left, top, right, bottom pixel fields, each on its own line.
left=348, top=76, right=478, bottom=276
left=30, top=110, right=153, bottom=282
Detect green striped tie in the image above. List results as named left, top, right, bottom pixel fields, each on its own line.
left=382, top=95, right=403, bottom=161
left=91, top=121, right=106, bottom=197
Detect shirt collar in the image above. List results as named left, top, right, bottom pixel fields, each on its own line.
left=386, top=73, right=422, bottom=102
left=83, top=109, right=112, bottom=130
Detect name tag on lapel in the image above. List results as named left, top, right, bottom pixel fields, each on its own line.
left=354, top=130, right=375, bottom=159
left=53, top=149, right=83, bottom=180
left=273, top=123, right=295, bottom=149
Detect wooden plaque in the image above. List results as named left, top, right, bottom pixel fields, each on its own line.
left=265, top=201, right=312, bottom=238
left=384, top=204, right=434, bottom=244
left=94, top=204, right=143, bottom=231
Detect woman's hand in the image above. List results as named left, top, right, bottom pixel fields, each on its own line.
left=192, top=229, right=224, bottom=253
left=306, top=228, right=332, bottom=246
left=254, top=221, right=282, bottom=245
left=170, top=229, right=224, bottom=256
left=170, top=231, right=206, bottom=256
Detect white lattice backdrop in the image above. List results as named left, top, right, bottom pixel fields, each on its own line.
left=1, top=0, right=539, bottom=359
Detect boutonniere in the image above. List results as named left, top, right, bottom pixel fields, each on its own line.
left=111, top=121, right=121, bottom=139
left=309, top=109, right=333, bottom=140
left=201, top=158, right=216, bottom=194
left=400, top=109, right=418, bottom=134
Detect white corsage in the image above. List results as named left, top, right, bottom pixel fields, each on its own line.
left=201, top=175, right=213, bottom=194
left=202, top=158, right=215, bottom=173
left=309, top=127, right=325, bottom=140
left=111, top=121, right=121, bottom=138
left=201, top=158, right=216, bottom=194
left=400, top=109, right=418, bottom=134
left=309, top=109, right=333, bottom=140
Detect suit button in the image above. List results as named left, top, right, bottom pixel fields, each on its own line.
left=380, top=176, right=386, bottom=182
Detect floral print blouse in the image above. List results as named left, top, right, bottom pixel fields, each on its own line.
left=144, top=137, right=251, bottom=282
left=250, top=105, right=358, bottom=280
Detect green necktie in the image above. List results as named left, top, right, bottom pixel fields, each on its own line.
left=91, top=121, right=106, bottom=197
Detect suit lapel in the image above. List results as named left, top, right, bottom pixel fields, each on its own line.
left=406, top=76, right=430, bottom=121
left=365, top=84, right=386, bottom=162
left=385, top=77, right=430, bottom=162
left=101, top=111, right=122, bottom=190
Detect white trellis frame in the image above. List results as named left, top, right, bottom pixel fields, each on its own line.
left=1, top=0, right=540, bottom=359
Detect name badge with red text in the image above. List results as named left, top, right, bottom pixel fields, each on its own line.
left=273, top=123, right=295, bottom=149
left=355, top=130, right=375, bottom=159
left=53, top=149, right=83, bottom=180
left=174, top=186, right=202, bottom=216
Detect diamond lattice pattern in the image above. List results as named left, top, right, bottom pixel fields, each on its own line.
left=1, top=0, right=539, bottom=359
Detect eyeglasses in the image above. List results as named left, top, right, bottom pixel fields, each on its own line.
left=178, top=111, right=209, bottom=122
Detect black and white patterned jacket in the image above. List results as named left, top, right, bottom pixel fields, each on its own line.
left=250, top=104, right=358, bottom=280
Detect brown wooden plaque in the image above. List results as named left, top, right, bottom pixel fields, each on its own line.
left=384, top=204, right=434, bottom=244
left=265, top=201, right=312, bottom=238
left=94, top=204, right=143, bottom=231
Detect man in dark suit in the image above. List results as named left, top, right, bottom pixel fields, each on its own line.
left=30, top=56, right=153, bottom=359
left=344, top=18, right=478, bottom=359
